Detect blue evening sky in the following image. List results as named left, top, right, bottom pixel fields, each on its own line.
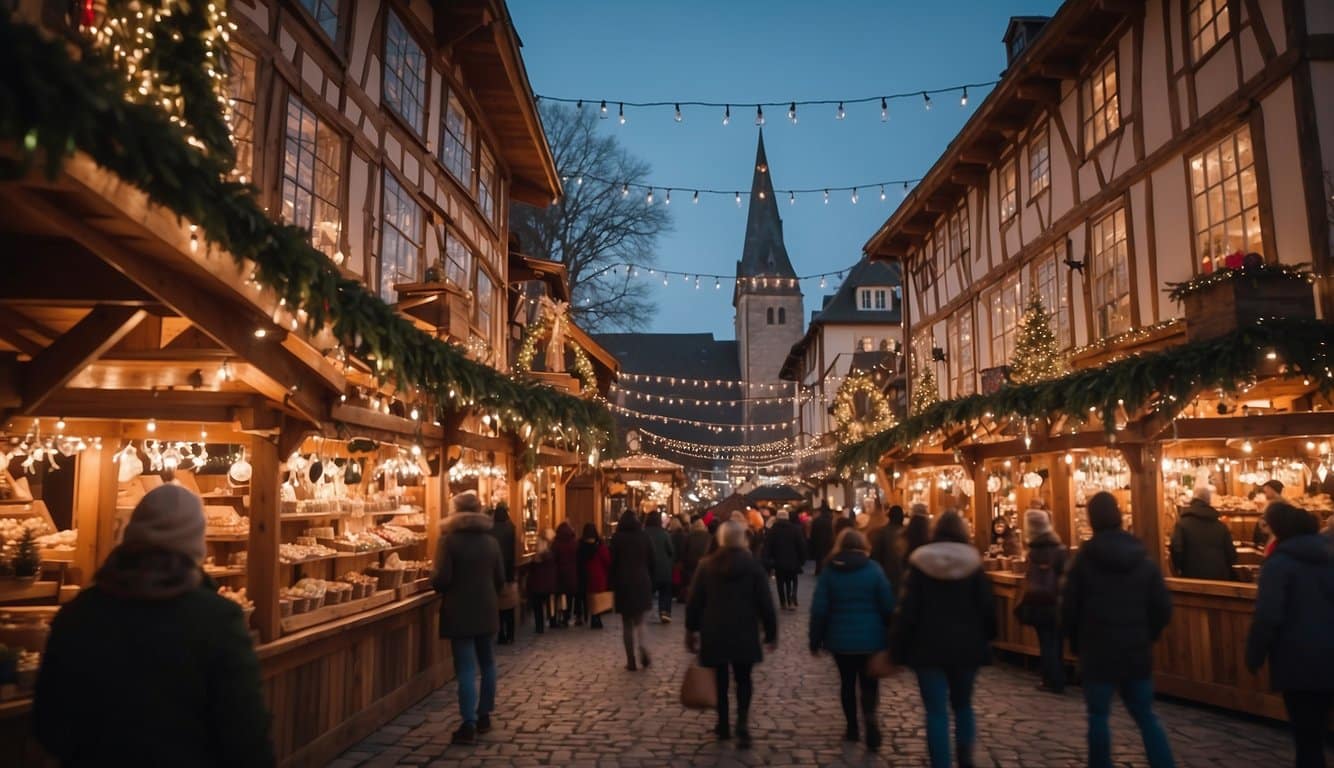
left=509, top=0, right=1063, bottom=338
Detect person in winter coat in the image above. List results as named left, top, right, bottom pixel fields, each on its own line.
left=577, top=523, right=612, bottom=630
left=890, top=510, right=996, bottom=768
left=811, top=504, right=836, bottom=574
left=34, top=485, right=274, bottom=767
left=1016, top=508, right=1067, bottom=693
left=903, top=503, right=932, bottom=559
left=644, top=511, right=676, bottom=622
left=610, top=510, right=656, bottom=670
left=427, top=492, right=507, bottom=745
left=1063, top=491, right=1175, bottom=768
left=869, top=505, right=906, bottom=589
left=489, top=503, right=518, bottom=645
left=686, top=521, right=778, bottom=750
left=810, top=529, right=896, bottom=752
left=552, top=522, right=580, bottom=628
left=669, top=517, right=689, bottom=600
left=763, top=509, right=808, bottom=610
left=1170, top=486, right=1237, bottom=580
left=681, top=519, right=711, bottom=596
left=527, top=531, right=559, bottom=635
left=1246, top=502, right=1334, bottom=768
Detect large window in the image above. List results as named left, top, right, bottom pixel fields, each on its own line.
left=380, top=173, right=423, bottom=301
left=478, top=147, right=496, bottom=223
left=1082, top=55, right=1120, bottom=152
left=1090, top=208, right=1131, bottom=339
left=1028, top=244, right=1071, bottom=349
left=475, top=268, right=494, bottom=341
left=384, top=12, right=427, bottom=136
left=299, top=0, right=338, bottom=40
left=1189, top=0, right=1229, bottom=61
left=948, top=202, right=970, bottom=263
left=986, top=272, right=1023, bottom=367
left=1029, top=127, right=1050, bottom=196
left=440, top=90, right=474, bottom=186
left=1190, top=126, right=1262, bottom=273
left=948, top=308, right=975, bottom=397
left=228, top=47, right=257, bottom=185
left=281, top=95, right=342, bottom=259
left=1000, top=159, right=1018, bottom=221
left=444, top=230, right=472, bottom=288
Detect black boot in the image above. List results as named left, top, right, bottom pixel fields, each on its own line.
left=843, top=722, right=859, bottom=742
left=714, top=719, right=730, bottom=740
left=639, top=649, right=651, bottom=669
left=865, top=720, right=881, bottom=752
left=736, top=714, right=751, bottom=749
left=451, top=722, right=477, bottom=745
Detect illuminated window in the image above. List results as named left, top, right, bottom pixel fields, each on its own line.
left=1029, top=127, right=1050, bottom=196
left=948, top=308, right=975, bottom=397
left=1189, top=0, right=1229, bottom=61
left=384, top=12, right=427, bottom=135
left=1090, top=208, right=1131, bottom=339
left=986, top=272, right=1023, bottom=366
left=1082, top=55, right=1120, bottom=152
left=299, top=0, right=337, bottom=39
left=380, top=173, right=423, bottom=301
left=1000, top=159, right=1018, bottom=221
left=478, top=147, right=497, bottom=222
left=227, top=47, right=257, bottom=185
left=444, top=230, right=472, bottom=288
left=1028, top=243, right=1071, bottom=349
left=1190, top=126, right=1262, bottom=273
left=281, top=95, right=342, bottom=259
left=476, top=268, right=494, bottom=341
left=440, top=90, right=474, bottom=186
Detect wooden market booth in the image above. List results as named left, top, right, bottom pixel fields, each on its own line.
left=598, top=454, right=686, bottom=533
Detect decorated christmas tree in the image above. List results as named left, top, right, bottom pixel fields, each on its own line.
left=1009, top=297, right=1064, bottom=385
left=910, top=365, right=940, bottom=416
left=12, top=528, right=40, bottom=579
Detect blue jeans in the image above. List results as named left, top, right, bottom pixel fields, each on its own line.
left=451, top=635, right=496, bottom=726
left=1083, top=678, right=1175, bottom=768
left=914, top=666, right=978, bottom=768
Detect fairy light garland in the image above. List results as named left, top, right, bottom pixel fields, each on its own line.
left=611, top=385, right=797, bottom=407
left=638, top=428, right=795, bottom=460
left=609, top=402, right=791, bottom=432
left=573, top=173, right=922, bottom=209
left=617, top=372, right=794, bottom=391
left=514, top=308, right=599, bottom=398
left=832, top=373, right=896, bottom=446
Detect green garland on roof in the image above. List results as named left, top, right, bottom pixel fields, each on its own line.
left=1166, top=261, right=1312, bottom=303
left=0, top=13, right=613, bottom=443
left=835, top=317, right=1334, bottom=472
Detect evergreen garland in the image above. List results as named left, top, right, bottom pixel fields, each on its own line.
left=1166, top=261, right=1312, bottom=303
left=910, top=366, right=940, bottom=416
left=832, top=373, right=895, bottom=446
left=0, top=13, right=613, bottom=444
left=1009, top=297, right=1063, bottom=385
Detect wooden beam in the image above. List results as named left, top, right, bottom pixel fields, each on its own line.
left=0, top=353, right=18, bottom=409
left=19, top=305, right=147, bottom=416
left=1038, top=58, right=1081, bottom=80
left=1166, top=413, right=1334, bottom=441
left=958, top=144, right=1001, bottom=165
left=33, top=388, right=251, bottom=422
left=248, top=432, right=281, bottom=643
left=1015, top=79, right=1062, bottom=105
left=0, top=245, right=156, bottom=306
left=330, top=403, right=445, bottom=442
left=0, top=306, right=59, bottom=354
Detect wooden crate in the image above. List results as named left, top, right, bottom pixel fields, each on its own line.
left=1183, top=276, right=1315, bottom=343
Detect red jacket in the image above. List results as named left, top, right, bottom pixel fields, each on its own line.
left=583, top=542, right=612, bottom=593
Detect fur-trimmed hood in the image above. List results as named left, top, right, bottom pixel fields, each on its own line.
left=443, top=511, right=494, bottom=533
left=909, top=541, right=982, bottom=581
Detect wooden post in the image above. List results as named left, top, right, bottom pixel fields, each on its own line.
left=72, top=439, right=116, bottom=583
left=248, top=432, right=281, bottom=643
left=1049, top=453, right=1074, bottom=546
left=94, top=429, right=122, bottom=570
left=961, top=449, right=990, bottom=551
left=1121, top=442, right=1165, bottom=568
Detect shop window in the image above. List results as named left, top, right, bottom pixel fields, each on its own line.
left=1029, top=127, right=1050, bottom=196
left=444, top=230, right=472, bottom=289
left=1028, top=243, right=1071, bottom=349
left=227, top=47, right=257, bottom=185
left=440, top=89, right=474, bottom=187
left=298, top=0, right=338, bottom=40
left=379, top=172, right=423, bottom=301
left=999, top=159, right=1018, bottom=222
left=478, top=147, right=497, bottom=223
left=1190, top=126, right=1262, bottom=273
left=986, top=271, right=1023, bottom=366
left=1090, top=207, right=1131, bottom=339
left=948, top=307, right=975, bottom=397
left=281, top=95, right=343, bottom=259
left=384, top=11, right=427, bottom=136
left=1082, top=55, right=1120, bottom=153
left=1189, top=0, right=1229, bottom=62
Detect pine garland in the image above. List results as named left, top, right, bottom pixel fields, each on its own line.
left=832, top=372, right=895, bottom=446
left=1166, top=261, right=1312, bottom=303
left=835, top=317, right=1334, bottom=471
left=1009, top=297, right=1064, bottom=385
left=513, top=311, right=599, bottom=398
left=910, top=366, right=940, bottom=416
left=0, top=12, right=613, bottom=443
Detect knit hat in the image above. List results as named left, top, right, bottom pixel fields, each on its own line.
left=123, top=484, right=206, bottom=562
left=1025, top=508, right=1053, bottom=538
left=452, top=491, right=482, bottom=515
left=1087, top=491, right=1122, bottom=532
left=1192, top=485, right=1213, bottom=505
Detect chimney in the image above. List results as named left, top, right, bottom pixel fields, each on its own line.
left=1003, top=16, right=1051, bottom=68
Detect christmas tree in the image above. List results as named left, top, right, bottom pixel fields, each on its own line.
left=13, top=528, right=40, bottom=579
left=1009, top=297, right=1064, bottom=385
left=910, top=365, right=940, bottom=416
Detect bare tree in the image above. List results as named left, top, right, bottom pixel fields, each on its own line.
left=510, top=103, right=671, bottom=332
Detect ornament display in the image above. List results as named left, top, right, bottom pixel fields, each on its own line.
left=831, top=373, right=896, bottom=446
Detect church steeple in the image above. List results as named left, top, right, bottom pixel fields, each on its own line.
left=735, top=130, right=797, bottom=295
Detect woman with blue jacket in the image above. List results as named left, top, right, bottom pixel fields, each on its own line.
left=809, top=528, right=897, bottom=752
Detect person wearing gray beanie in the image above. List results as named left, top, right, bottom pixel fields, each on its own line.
left=35, top=483, right=274, bottom=766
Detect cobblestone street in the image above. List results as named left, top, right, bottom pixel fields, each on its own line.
left=336, top=578, right=1314, bottom=767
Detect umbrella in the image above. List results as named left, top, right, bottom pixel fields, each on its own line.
left=745, top=485, right=806, bottom=503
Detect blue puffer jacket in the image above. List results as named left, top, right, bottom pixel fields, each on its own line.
left=1245, top=534, right=1334, bottom=692
left=809, top=550, right=896, bottom=654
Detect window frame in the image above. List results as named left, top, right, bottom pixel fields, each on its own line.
left=999, top=158, right=1018, bottom=222
left=443, top=228, right=473, bottom=290
left=478, top=145, right=497, bottom=224
left=475, top=266, right=496, bottom=347
left=296, top=0, right=339, bottom=41
left=985, top=271, right=1023, bottom=368
left=1188, top=125, right=1262, bottom=274
left=280, top=93, right=344, bottom=260
left=382, top=9, right=429, bottom=138
left=1081, top=54, right=1121, bottom=156
left=778, top=307, right=787, bottom=325
left=767, top=307, right=775, bottom=325
left=947, top=307, right=975, bottom=397
left=1029, top=126, right=1050, bottom=198
left=439, top=86, right=475, bottom=189
left=1089, top=207, right=1132, bottom=340
left=379, top=170, right=425, bottom=302
left=1027, top=242, right=1072, bottom=350
left=227, top=46, right=259, bottom=186
left=1187, top=0, right=1231, bottom=64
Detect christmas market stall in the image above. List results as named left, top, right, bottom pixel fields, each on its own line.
left=599, top=454, right=686, bottom=530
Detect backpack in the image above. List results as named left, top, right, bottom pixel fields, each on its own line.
left=1015, top=546, right=1062, bottom=626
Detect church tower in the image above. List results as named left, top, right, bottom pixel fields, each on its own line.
left=734, top=130, right=804, bottom=451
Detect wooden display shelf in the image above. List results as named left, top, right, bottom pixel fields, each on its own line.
left=333, top=542, right=425, bottom=559
left=0, top=580, right=59, bottom=603
left=280, top=589, right=395, bottom=634
left=203, top=566, right=246, bottom=578
left=38, top=549, right=75, bottom=564
left=0, top=501, right=39, bottom=511
left=280, top=510, right=352, bottom=521
left=279, top=553, right=338, bottom=566
left=396, top=577, right=430, bottom=601
left=206, top=532, right=249, bottom=542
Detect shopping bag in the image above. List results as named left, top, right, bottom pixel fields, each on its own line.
left=497, top=582, right=519, bottom=611
left=680, top=663, right=717, bottom=710
left=588, top=591, right=614, bottom=616
left=865, top=650, right=900, bottom=679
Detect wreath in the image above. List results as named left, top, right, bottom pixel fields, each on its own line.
left=832, top=373, right=896, bottom=446
left=514, top=311, right=599, bottom=398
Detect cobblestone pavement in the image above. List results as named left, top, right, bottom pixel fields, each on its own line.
left=337, top=578, right=1310, bottom=767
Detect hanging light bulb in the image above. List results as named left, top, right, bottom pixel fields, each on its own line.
left=695, top=276, right=701, bottom=289
left=646, top=187, right=654, bottom=205
left=576, top=175, right=583, bottom=185
left=673, top=103, right=682, bottom=123
left=902, top=181, right=910, bottom=196
left=819, top=276, right=826, bottom=289
left=692, top=190, right=699, bottom=204
left=599, top=100, right=608, bottom=119
left=851, top=188, right=859, bottom=204
left=960, top=87, right=969, bottom=107
left=617, top=102, right=626, bottom=125
left=622, top=183, right=629, bottom=198
left=722, top=104, right=730, bottom=125
left=754, top=104, right=764, bottom=126
left=923, top=91, right=932, bottom=110
left=735, top=191, right=742, bottom=207
left=1242, top=440, right=1254, bottom=454
left=823, top=189, right=830, bottom=205
left=879, top=185, right=887, bottom=202
left=146, top=418, right=157, bottom=433
left=789, top=191, right=796, bottom=205
left=836, top=101, right=846, bottom=120
left=715, top=278, right=721, bottom=290
left=788, top=101, right=797, bottom=123
left=664, top=189, right=671, bottom=205
left=576, top=99, right=583, bottom=111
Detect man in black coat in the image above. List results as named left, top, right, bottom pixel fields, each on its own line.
left=610, top=510, right=656, bottom=670
left=1169, top=487, right=1237, bottom=580
left=433, top=492, right=506, bottom=745
left=869, top=505, right=906, bottom=589
left=763, top=509, right=807, bottom=610
left=489, top=502, right=518, bottom=645
left=1062, top=492, right=1175, bottom=768
left=810, top=504, right=835, bottom=574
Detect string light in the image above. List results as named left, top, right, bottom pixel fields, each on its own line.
left=722, top=104, right=730, bottom=126
left=788, top=102, right=797, bottom=124
left=692, top=190, right=699, bottom=204
left=600, top=100, right=607, bottom=118
left=836, top=101, right=846, bottom=120
left=674, top=103, right=682, bottom=123
left=851, top=187, right=859, bottom=204
left=610, top=403, right=792, bottom=432
left=735, top=191, right=742, bottom=207
left=923, top=91, right=932, bottom=110
left=960, top=87, right=969, bottom=107
left=823, top=189, right=830, bottom=205
left=565, top=172, right=925, bottom=206
left=880, top=96, right=888, bottom=121
left=755, top=104, right=764, bottom=126
left=789, top=191, right=796, bottom=205
left=611, top=385, right=799, bottom=407
left=617, top=102, right=625, bottom=125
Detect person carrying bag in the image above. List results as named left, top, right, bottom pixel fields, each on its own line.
left=1014, top=507, right=1067, bottom=693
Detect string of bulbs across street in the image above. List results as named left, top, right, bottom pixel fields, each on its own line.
left=594, top=262, right=856, bottom=291
left=608, top=402, right=792, bottom=432
left=568, top=172, right=923, bottom=208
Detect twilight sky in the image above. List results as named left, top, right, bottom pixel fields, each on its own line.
left=509, top=0, right=1063, bottom=338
